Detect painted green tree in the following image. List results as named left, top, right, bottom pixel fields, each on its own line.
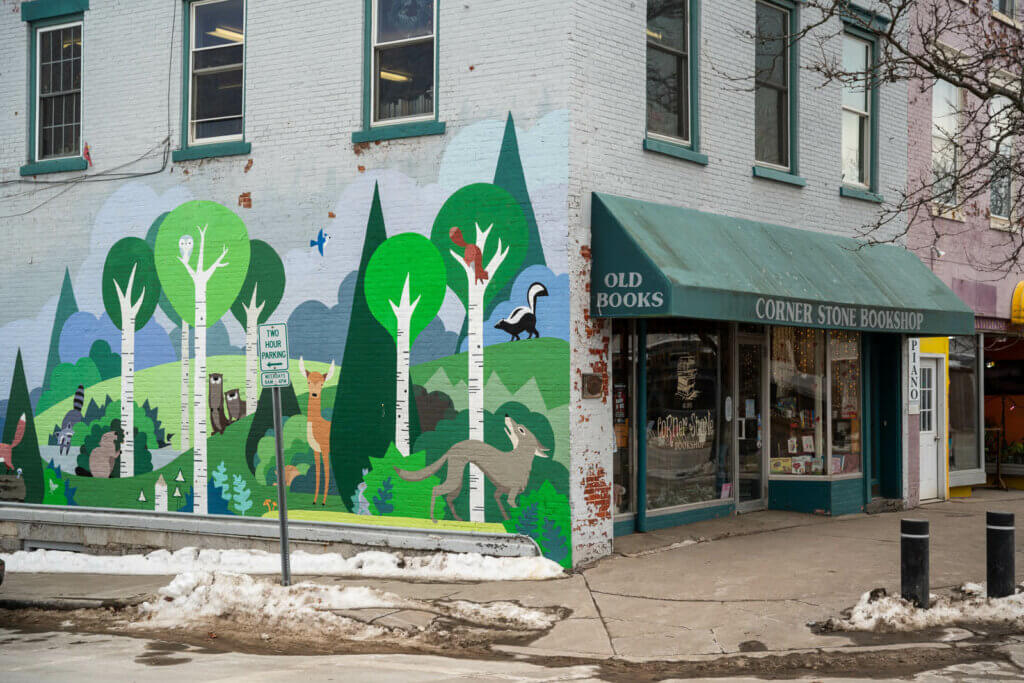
left=42, top=268, right=79, bottom=394
left=246, top=384, right=300, bottom=474
left=231, top=240, right=285, bottom=416
left=102, top=237, right=160, bottom=478
left=146, top=212, right=191, bottom=451
left=489, top=112, right=547, bottom=314
left=154, top=201, right=251, bottom=515
left=365, top=234, right=447, bottom=456
left=3, top=350, right=43, bottom=503
left=430, top=184, right=527, bottom=521
left=329, top=184, right=396, bottom=508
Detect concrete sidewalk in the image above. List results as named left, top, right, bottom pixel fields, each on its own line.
left=3, top=488, right=1024, bottom=662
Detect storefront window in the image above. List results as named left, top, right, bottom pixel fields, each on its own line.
left=612, top=320, right=635, bottom=515
left=770, top=327, right=826, bottom=475
left=645, top=320, right=732, bottom=509
left=830, top=330, right=862, bottom=474
left=949, top=335, right=980, bottom=472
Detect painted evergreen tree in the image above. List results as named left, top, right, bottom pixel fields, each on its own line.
left=329, top=184, right=395, bottom=508
left=43, top=268, right=79, bottom=392
left=146, top=213, right=191, bottom=451
left=231, top=240, right=285, bottom=415
left=3, top=350, right=43, bottom=503
left=430, top=184, right=527, bottom=521
left=245, top=384, right=300, bottom=474
left=154, top=201, right=251, bottom=515
left=489, top=112, right=547, bottom=314
left=102, top=238, right=161, bottom=478
left=364, top=234, right=447, bottom=456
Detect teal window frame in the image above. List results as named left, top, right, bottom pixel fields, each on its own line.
left=352, top=0, right=445, bottom=144
left=20, top=1, right=89, bottom=177
left=643, top=0, right=706, bottom=166
left=839, top=18, right=884, bottom=203
left=172, top=0, right=251, bottom=162
left=752, top=0, right=803, bottom=186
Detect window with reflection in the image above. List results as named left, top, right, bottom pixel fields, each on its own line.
left=189, top=0, right=244, bottom=144
left=755, top=1, right=790, bottom=168
left=646, top=0, right=689, bottom=142
left=830, top=331, right=862, bottom=474
left=612, top=321, right=635, bottom=515
left=36, top=22, right=82, bottom=160
left=770, top=327, right=825, bottom=475
left=841, top=34, right=871, bottom=187
left=374, top=0, right=435, bottom=123
left=645, top=320, right=732, bottom=510
left=949, top=335, right=980, bottom=472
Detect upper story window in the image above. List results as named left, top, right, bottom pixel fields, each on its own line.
left=841, top=34, right=872, bottom=187
left=994, top=0, right=1016, bottom=17
left=646, top=0, right=689, bottom=143
left=188, top=0, right=245, bottom=145
left=990, top=94, right=1013, bottom=221
left=372, top=0, right=435, bottom=124
left=754, top=1, right=790, bottom=169
left=36, top=21, right=82, bottom=161
left=931, top=79, right=961, bottom=207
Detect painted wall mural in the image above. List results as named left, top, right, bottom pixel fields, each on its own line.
left=0, top=112, right=572, bottom=567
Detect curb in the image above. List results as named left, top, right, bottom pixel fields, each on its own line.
left=0, top=594, right=150, bottom=611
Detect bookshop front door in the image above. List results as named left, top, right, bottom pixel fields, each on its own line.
left=737, top=337, right=767, bottom=510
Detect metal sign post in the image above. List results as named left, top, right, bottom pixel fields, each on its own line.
left=258, top=323, right=292, bottom=586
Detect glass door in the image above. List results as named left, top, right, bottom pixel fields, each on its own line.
left=737, top=338, right=766, bottom=507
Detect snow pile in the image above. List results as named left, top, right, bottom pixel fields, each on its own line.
left=136, top=571, right=559, bottom=635
left=822, top=585, right=1024, bottom=632
left=1, top=547, right=563, bottom=581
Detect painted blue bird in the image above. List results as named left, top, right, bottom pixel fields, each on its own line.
left=310, top=228, right=331, bottom=256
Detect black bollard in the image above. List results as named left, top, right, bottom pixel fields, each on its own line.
left=987, top=511, right=1015, bottom=599
left=901, top=519, right=929, bottom=608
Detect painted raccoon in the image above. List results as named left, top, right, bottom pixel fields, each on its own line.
left=495, top=282, right=548, bottom=340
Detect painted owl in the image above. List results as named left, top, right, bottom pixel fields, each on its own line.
left=178, top=235, right=194, bottom=263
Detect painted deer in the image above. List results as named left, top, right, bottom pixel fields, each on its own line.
left=299, top=357, right=334, bottom=505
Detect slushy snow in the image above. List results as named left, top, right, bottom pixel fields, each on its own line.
left=1, top=547, right=563, bottom=581
left=137, top=571, right=559, bottom=635
left=823, top=584, right=1024, bottom=632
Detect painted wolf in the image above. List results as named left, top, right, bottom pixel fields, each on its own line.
left=394, top=415, right=550, bottom=522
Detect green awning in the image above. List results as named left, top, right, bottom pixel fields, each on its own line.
left=590, top=193, right=975, bottom=336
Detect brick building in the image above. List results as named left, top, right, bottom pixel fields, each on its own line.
left=0, top=0, right=980, bottom=567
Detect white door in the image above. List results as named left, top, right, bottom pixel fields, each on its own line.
left=919, top=358, right=940, bottom=500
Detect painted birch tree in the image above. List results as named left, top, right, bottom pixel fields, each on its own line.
left=365, top=234, right=447, bottom=456
left=231, top=240, right=285, bottom=415
left=102, top=238, right=160, bottom=478
left=154, top=201, right=250, bottom=515
left=146, top=213, right=191, bottom=451
left=430, top=184, right=527, bottom=521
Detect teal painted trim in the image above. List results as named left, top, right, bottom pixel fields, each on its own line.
left=613, top=517, right=636, bottom=537
left=20, top=156, right=87, bottom=176
left=788, top=0, right=800, bottom=175
left=840, top=185, right=884, bottom=203
left=361, top=0, right=440, bottom=130
left=21, top=0, right=87, bottom=22
left=26, top=14, right=84, bottom=165
left=752, top=164, right=806, bottom=187
left=844, top=3, right=891, bottom=32
left=861, top=333, right=872, bottom=503
left=830, top=477, right=866, bottom=516
left=352, top=120, right=446, bottom=143
left=644, top=503, right=733, bottom=531
left=769, top=479, right=829, bottom=514
left=179, top=0, right=189, bottom=151
left=636, top=320, right=649, bottom=532
left=172, top=141, right=251, bottom=161
left=689, top=0, right=701, bottom=152
left=643, top=137, right=708, bottom=165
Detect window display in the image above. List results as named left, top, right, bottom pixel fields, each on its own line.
left=949, top=335, right=980, bottom=472
left=770, top=327, right=826, bottom=475
left=645, top=320, right=732, bottom=509
left=830, top=330, right=862, bottom=474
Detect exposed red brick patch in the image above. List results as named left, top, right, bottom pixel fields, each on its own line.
left=580, top=245, right=592, bottom=261
left=328, top=211, right=336, bottom=218
left=353, top=142, right=371, bottom=155
left=243, top=159, right=253, bottom=173
left=358, top=165, right=366, bottom=173
left=238, top=192, right=252, bottom=208
left=583, top=465, right=611, bottom=521
left=469, top=65, right=475, bottom=71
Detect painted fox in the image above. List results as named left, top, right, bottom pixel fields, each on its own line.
left=0, top=414, right=26, bottom=471
left=394, top=415, right=550, bottom=522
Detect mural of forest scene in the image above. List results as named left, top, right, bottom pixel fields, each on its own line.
left=0, top=112, right=573, bottom=567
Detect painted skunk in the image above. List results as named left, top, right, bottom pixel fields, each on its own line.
left=495, top=282, right=548, bottom=341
